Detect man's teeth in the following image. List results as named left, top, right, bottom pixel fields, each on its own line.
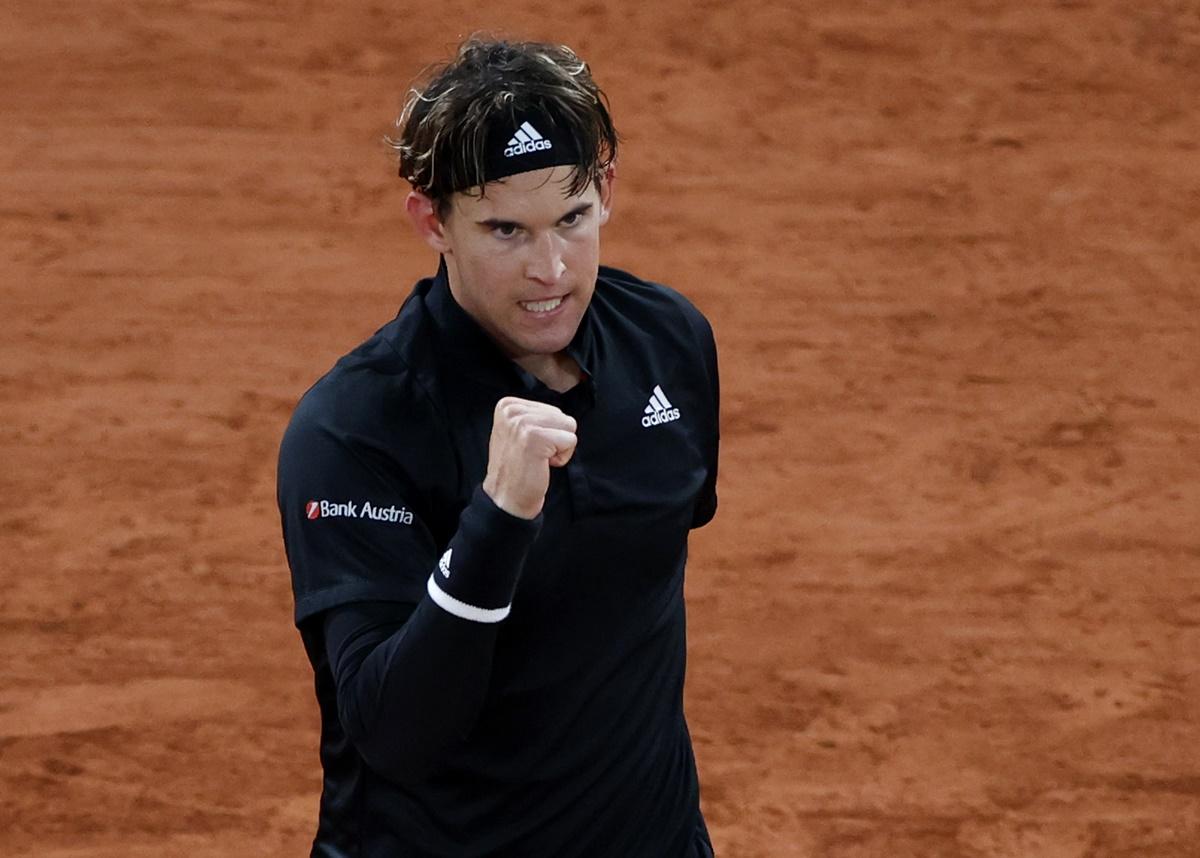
left=521, top=297, right=563, bottom=313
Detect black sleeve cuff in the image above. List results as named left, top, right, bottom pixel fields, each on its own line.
left=428, top=485, right=542, bottom=619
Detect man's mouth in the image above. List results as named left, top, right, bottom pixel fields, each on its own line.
left=520, top=296, right=565, bottom=313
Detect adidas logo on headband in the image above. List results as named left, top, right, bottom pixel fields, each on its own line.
left=481, top=109, right=577, bottom=183
left=504, top=121, right=554, bottom=158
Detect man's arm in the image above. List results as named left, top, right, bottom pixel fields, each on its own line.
left=321, top=397, right=575, bottom=785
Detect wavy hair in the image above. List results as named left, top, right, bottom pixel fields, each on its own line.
left=389, top=38, right=619, bottom=215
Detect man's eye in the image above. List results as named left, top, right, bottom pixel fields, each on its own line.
left=561, top=212, right=584, bottom=227
left=494, top=224, right=519, bottom=238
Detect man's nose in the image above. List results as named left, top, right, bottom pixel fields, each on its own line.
left=525, top=232, right=566, bottom=286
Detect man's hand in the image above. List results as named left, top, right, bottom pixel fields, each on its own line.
left=482, top=397, right=577, bottom=519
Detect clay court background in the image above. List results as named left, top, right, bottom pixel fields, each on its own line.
left=3, top=2, right=1199, bottom=856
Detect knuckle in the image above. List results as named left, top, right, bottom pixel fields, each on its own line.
left=515, top=419, right=537, bottom=443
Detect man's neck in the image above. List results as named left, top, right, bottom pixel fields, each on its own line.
left=515, top=351, right=584, bottom=393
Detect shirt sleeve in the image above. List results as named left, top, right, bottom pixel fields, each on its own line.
left=278, top=382, right=546, bottom=620
left=277, top=401, right=442, bottom=624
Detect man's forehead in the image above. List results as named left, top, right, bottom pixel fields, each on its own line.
left=456, top=167, right=594, bottom=216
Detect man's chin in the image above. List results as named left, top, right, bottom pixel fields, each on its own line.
left=515, top=334, right=574, bottom=359
left=513, top=317, right=582, bottom=357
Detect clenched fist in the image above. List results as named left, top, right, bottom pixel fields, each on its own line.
left=482, top=397, right=577, bottom=519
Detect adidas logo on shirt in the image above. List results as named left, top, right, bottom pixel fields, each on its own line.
left=504, top=121, right=553, bottom=157
left=641, top=385, right=681, bottom=428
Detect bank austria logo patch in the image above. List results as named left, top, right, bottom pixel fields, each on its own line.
left=642, top=384, right=681, bottom=428
left=305, top=499, right=414, bottom=525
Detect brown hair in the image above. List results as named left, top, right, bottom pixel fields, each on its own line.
left=389, top=38, right=619, bottom=216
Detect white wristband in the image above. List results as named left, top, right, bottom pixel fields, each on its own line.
left=426, top=575, right=511, bottom=624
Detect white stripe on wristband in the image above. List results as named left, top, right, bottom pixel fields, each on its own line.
left=426, top=575, right=511, bottom=624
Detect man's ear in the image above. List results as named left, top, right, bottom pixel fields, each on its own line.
left=406, top=191, right=451, bottom=253
left=598, top=163, right=616, bottom=226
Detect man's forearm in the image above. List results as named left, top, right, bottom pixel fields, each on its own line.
left=325, top=597, right=502, bottom=784
left=323, top=486, right=542, bottom=784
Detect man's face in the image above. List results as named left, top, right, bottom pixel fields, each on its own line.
left=423, top=165, right=612, bottom=363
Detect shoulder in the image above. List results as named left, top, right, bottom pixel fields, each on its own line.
left=594, top=264, right=716, bottom=355
left=279, top=288, right=447, bottom=483
left=597, top=265, right=706, bottom=316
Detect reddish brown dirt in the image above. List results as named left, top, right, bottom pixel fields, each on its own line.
left=3, top=2, right=1199, bottom=856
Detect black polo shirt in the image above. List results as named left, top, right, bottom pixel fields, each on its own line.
left=277, top=261, right=719, bottom=857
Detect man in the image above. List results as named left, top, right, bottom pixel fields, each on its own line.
left=277, top=37, right=720, bottom=857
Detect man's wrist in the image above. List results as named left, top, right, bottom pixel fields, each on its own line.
left=427, top=486, right=543, bottom=621
left=481, top=476, right=543, bottom=520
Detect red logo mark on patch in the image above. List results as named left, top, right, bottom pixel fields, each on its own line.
left=306, top=501, right=321, bottom=520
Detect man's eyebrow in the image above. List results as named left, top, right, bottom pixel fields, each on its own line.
left=479, top=217, right=522, bottom=230
left=560, top=202, right=593, bottom=221
left=477, top=203, right=594, bottom=230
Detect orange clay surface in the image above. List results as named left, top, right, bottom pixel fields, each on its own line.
left=3, top=2, right=1199, bottom=856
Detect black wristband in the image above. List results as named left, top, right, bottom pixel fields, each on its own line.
left=426, top=486, right=542, bottom=621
